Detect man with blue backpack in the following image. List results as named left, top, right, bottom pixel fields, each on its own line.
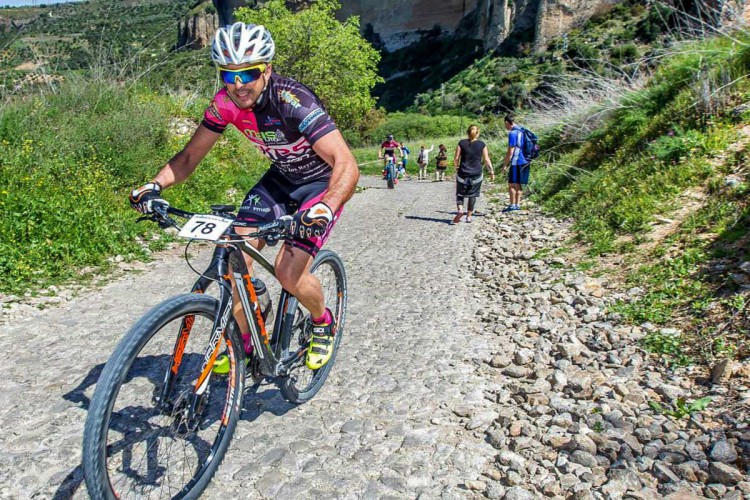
left=501, top=114, right=539, bottom=213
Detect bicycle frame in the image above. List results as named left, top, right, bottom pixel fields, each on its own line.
left=384, top=159, right=397, bottom=180
left=159, top=226, right=304, bottom=412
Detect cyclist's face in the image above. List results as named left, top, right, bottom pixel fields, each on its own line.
left=221, top=62, right=271, bottom=108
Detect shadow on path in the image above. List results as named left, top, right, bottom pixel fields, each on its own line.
left=53, top=355, right=294, bottom=499
left=404, top=215, right=454, bottom=225
left=405, top=211, right=487, bottom=225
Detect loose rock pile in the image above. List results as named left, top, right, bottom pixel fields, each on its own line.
left=468, top=207, right=749, bottom=499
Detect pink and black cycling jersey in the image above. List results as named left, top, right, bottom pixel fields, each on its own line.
left=380, top=140, right=400, bottom=158
left=201, top=73, right=338, bottom=184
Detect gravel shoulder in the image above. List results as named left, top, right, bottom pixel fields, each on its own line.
left=0, top=177, right=747, bottom=499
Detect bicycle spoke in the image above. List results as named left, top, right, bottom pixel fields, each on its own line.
left=96, top=308, right=239, bottom=499
left=280, top=251, right=346, bottom=403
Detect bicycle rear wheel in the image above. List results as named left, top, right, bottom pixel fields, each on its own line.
left=83, top=294, right=245, bottom=500
left=279, top=250, right=347, bottom=403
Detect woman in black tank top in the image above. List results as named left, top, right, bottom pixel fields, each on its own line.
left=452, top=125, right=495, bottom=224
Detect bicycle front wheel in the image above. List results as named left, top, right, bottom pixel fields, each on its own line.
left=279, top=250, right=347, bottom=403
left=83, top=293, right=245, bottom=500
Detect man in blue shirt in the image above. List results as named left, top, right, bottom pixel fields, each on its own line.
left=502, top=114, right=529, bottom=213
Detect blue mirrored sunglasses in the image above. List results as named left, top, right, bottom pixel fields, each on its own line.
left=218, top=64, right=267, bottom=85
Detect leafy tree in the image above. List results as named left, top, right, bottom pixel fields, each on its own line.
left=236, top=0, right=382, bottom=130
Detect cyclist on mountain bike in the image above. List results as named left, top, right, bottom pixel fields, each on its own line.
left=129, top=22, right=359, bottom=372
left=378, top=134, right=401, bottom=178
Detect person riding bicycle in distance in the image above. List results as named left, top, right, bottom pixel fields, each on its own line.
left=378, top=134, right=401, bottom=177
left=129, top=22, right=359, bottom=372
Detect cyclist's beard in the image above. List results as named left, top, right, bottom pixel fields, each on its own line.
left=227, top=76, right=268, bottom=109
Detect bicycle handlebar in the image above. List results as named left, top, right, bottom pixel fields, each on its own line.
left=139, top=201, right=292, bottom=242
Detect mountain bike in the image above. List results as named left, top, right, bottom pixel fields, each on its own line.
left=82, top=202, right=347, bottom=500
left=382, top=156, right=397, bottom=189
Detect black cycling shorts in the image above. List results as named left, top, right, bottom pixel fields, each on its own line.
left=237, top=170, right=342, bottom=256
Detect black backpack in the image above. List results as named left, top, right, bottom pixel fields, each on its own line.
left=519, top=127, right=540, bottom=160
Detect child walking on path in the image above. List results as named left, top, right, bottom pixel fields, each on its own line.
left=435, top=144, right=448, bottom=181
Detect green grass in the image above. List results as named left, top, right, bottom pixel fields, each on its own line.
left=0, top=76, right=269, bottom=295
left=525, top=32, right=750, bottom=369
left=0, top=0, right=194, bottom=93
left=531, top=34, right=750, bottom=255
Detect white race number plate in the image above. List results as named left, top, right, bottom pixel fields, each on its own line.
left=178, top=214, right=233, bottom=241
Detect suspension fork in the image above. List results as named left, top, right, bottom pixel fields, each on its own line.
left=173, top=255, right=236, bottom=424
left=158, top=246, right=227, bottom=408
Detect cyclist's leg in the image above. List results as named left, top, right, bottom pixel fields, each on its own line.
left=283, top=182, right=344, bottom=368
left=283, top=181, right=344, bottom=305
left=230, top=175, right=286, bottom=351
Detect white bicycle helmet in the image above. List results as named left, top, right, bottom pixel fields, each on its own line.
left=211, top=22, right=275, bottom=66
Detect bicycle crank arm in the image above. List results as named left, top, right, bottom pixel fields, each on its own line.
left=275, top=346, right=308, bottom=377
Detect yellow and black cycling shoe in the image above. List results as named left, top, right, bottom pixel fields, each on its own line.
left=212, top=353, right=250, bottom=375
left=305, top=319, right=336, bottom=370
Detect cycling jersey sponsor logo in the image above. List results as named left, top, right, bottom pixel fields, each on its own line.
left=244, top=129, right=287, bottom=144
left=279, top=89, right=301, bottom=109
left=253, top=136, right=313, bottom=162
left=299, top=108, right=324, bottom=132
left=264, top=116, right=282, bottom=126
left=207, top=102, right=223, bottom=122
left=242, top=195, right=271, bottom=213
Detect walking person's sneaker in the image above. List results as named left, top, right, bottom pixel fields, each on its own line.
left=306, top=309, right=336, bottom=370
left=501, top=205, right=514, bottom=213
left=452, top=211, right=464, bottom=224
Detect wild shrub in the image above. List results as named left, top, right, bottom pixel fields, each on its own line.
left=366, top=112, right=466, bottom=144
left=610, top=43, right=639, bottom=63
left=533, top=32, right=750, bottom=255
left=0, top=78, right=266, bottom=294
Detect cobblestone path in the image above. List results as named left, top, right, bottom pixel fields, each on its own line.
left=0, top=177, right=499, bottom=499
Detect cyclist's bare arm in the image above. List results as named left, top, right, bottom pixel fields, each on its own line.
left=312, top=130, right=360, bottom=211
left=153, top=125, right=221, bottom=188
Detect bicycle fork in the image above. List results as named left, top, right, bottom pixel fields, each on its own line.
left=157, top=248, right=222, bottom=413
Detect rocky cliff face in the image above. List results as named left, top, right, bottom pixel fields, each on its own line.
left=178, top=0, right=624, bottom=53
left=176, top=0, right=249, bottom=50
left=177, top=11, right=220, bottom=49
left=337, top=0, right=622, bottom=52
